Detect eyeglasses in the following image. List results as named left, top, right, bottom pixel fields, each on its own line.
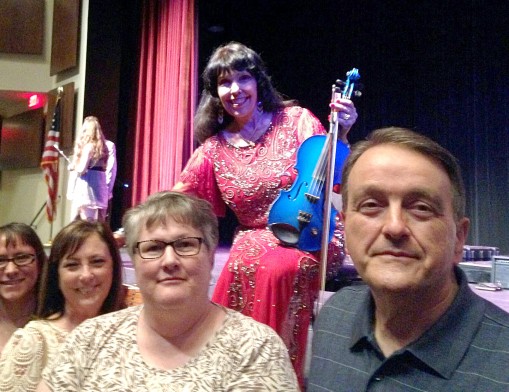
left=0, top=254, right=36, bottom=269
left=135, top=237, right=203, bottom=259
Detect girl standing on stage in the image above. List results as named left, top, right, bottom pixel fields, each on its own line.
left=67, top=116, right=109, bottom=222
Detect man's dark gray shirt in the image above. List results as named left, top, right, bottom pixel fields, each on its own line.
left=308, top=267, right=509, bottom=391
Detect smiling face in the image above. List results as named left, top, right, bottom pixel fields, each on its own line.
left=134, top=218, right=214, bottom=310
left=58, top=233, right=113, bottom=320
left=0, top=236, right=39, bottom=306
left=342, top=144, right=469, bottom=297
left=217, top=69, right=259, bottom=127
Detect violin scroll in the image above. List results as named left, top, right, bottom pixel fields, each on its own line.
left=334, top=68, right=362, bottom=100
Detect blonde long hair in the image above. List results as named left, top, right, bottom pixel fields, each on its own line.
left=74, top=116, right=108, bottom=164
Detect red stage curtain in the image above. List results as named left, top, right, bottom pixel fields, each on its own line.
left=131, top=0, right=197, bottom=206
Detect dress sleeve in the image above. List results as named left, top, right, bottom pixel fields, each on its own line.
left=296, top=107, right=327, bottom=142
left=174, top=144, right=226, bottom=217
left=0, top=327, right=47, bottom=392
left=105, top=140, right=117, bottom=199
left=74, top=144, right=94, bottom=175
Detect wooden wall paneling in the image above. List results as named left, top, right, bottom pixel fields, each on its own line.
left=0, top=0, right=44, bottom=54
left=0, top=108, right=44, bottom=169
left=50, top=0, right=80, bottom=75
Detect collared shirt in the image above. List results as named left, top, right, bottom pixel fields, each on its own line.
left=308, top=267, right=509, bottom=391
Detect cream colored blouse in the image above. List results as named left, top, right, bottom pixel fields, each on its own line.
left=0, top=319, right=68, bottom=392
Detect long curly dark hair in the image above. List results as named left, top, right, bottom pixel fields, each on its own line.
left=194, top=41, right=294, bottom=143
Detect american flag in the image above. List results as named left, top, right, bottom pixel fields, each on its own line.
left=40, top=95, right=62, bottom=222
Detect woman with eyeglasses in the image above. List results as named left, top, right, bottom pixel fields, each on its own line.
left=172, top=41, right=358, bottom=386
left=0, top=220, right=125, bottom=391
left=37, top=191, right=298, bottom=391
left=0, top=223, right=46, bottom=354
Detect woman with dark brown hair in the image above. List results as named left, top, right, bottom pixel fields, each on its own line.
left=0, top=222, right=46, bottom=354
left=0, top=220, right=125, bottom=391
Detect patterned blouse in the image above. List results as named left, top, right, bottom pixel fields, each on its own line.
left=41, top=306, right=299, bottom=391
left=0, top=320, right=68, bottom=392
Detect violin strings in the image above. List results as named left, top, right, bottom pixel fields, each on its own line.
left=308, top=75, right=354, bottom=203
left=309, top=135, right=331, bottom=202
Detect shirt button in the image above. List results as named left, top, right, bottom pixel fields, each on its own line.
left=374, top=376, right=384, bottom=381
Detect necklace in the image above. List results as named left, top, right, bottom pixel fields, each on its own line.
left=239, top=121, right=272, bottom=144
left=223, top=112, right=273, bottom=147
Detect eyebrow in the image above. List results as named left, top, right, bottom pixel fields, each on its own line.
left=350, top=185, right=447, bottom=211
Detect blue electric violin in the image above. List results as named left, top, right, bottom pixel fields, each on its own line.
left=268, top=68, right=361, bottom=252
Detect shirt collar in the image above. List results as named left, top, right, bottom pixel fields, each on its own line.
left=349, top=267, right=487, bottom=378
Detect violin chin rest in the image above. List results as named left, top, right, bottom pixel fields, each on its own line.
left=269, top=223, right=300, bottom=247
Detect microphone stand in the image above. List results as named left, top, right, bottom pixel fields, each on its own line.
left=30, top=202, right=47, bottom=228
left=52, top=144, right=71, bottom=164
left=30, top=195, right=62, bottom=229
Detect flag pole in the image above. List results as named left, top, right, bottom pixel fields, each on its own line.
left=50, top=87, right=64, bottom=243
left=41, top=87, right=64, bottom=244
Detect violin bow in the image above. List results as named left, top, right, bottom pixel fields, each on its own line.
left=317, top=68, right=361, bottom=315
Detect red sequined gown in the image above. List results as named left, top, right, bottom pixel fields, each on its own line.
left=177, top=106, right=346, bottom=384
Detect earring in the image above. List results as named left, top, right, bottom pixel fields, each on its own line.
left=218, top=108, right=224, bottom=124
left=257, top=101, right=263, bottom=113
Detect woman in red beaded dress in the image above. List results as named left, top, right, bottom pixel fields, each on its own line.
left=173, top=41, right=358, bottom=386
